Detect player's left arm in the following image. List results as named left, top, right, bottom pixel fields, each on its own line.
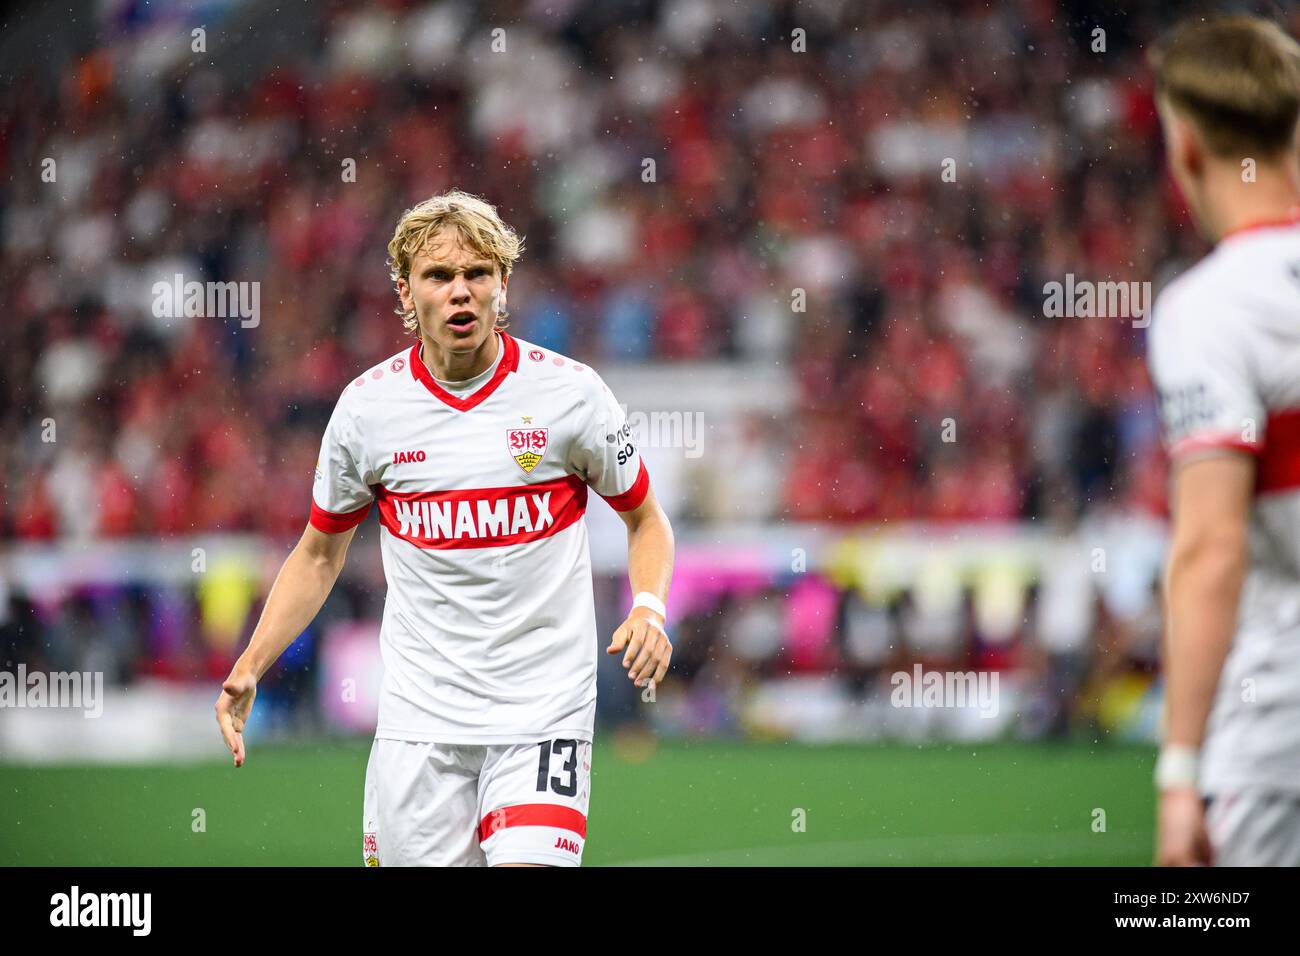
left=606, top=483, right=675, bottom=688
left=569, top=370, right=676, bottom=687
left=1156, top=451, right=1253, bottom=866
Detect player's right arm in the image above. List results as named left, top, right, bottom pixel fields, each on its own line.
left=217, top=384, right=374, bottom=767
left=215, top=523, right=358, bottom=766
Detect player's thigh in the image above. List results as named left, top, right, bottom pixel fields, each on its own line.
left=1206, top=789, right=1300, bottom=866
left=363, top=737, right=486, bottom=867
left=478, top=738, right=592, bottom=867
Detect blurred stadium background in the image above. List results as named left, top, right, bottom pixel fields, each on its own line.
left=3, top=0, right=1293, bottom=865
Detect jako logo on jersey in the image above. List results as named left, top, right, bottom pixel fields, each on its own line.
left=508, top=428, right=548, bottom=474
left=375, top=476, right=587, bottom=550
left=553, top=836, right=580, bottom=854
left=528, top=349, right=544, bottom=362
left=393, top=449, right=427, bottom=464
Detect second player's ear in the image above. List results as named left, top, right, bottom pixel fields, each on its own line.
left=498, top=274, right=508, bottom=316
left=1171, top=113, right=1204, bottom=180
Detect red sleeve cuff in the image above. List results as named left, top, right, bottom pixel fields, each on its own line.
left=1168, top=434, right=1262, bottom=460
left=599, top=460, right=650, bottom=512
left=310, top=499, right=372, bottom=533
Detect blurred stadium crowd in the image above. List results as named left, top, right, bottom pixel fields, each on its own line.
left=3, top=0, right=1287, bottom=746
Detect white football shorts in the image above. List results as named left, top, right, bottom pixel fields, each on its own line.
left=362, top=736, right=592, bottom=867
left=1205, top=788, right=1300, bottom=867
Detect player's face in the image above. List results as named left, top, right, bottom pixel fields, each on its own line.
left=399, top=229, right=506, bottom=354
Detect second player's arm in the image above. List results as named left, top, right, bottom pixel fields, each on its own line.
left=1162, top=454, right=1253, bottom=750
left=215, top=523, right=358, bottom=765
left=607, top=485, right=675, bottom=687
left=1156, top=452, right=1253, bottom=865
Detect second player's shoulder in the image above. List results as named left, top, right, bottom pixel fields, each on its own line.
left=1149, top=249, right=1260, bottom=361
left=1151, top=253, right=1231, bottom=329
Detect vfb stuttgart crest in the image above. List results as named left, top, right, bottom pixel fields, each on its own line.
left=508, top=427, right=548, bottom=473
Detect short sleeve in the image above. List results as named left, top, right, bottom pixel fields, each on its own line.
left=1147, top=289, right=1265, bottom=461
left=309, top=393, right=374, bottom=533
left=568, top=373, right=650, bottom=512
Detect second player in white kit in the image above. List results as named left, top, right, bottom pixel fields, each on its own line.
left=1147, top=15, right=1300, bottom=866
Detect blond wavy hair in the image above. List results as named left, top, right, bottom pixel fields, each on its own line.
left=386, top=189, right=525, bottom=335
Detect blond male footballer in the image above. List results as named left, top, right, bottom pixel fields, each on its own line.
left=215, top=190, right=675, bottom=866
left=1148, top=16, right=1300, bottom=866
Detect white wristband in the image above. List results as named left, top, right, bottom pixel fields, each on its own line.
left=1154, top=745, right=1200, bottom=791
left=632, top=592, right=666, bottom=620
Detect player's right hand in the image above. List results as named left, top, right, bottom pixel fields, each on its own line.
left=215, top=668, right=257, bottom=768
left=1155, top=786, right=1213, bottom=866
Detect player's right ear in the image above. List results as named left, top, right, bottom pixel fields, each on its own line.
left=397, top=275, right=415, bottom=314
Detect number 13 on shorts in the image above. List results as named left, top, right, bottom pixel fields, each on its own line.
left=478, top=738, right=593, bottom=866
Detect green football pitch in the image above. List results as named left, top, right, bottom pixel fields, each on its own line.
left=0, top=738, right=1157, bottom=866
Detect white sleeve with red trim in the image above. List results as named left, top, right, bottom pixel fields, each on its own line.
left=1148, top=285, right=1265, bottom=460
left=310, top=391, right=375, bottom=532
left=568, top=371, right=650, bottom=512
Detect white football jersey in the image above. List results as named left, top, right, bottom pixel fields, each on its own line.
left=1147, top=211, right=1300, bottom=794
left=310, top=330, right=649, bottom=744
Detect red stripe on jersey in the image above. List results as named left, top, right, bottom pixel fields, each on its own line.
left=408, top=330, right=520, bottom=412
left=374, top=475, right=587, bottom=549
left=1258, top=409, right=1300, bottom=495
left=601, top=459, right=650, bottom=512
left=309, top=499, right=372, bottom=533
left=478, top=804, right=587, bottom=843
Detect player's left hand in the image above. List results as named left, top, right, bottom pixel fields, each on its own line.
left=1155, top=786, right=1213, bottom=866
left=607, top=608, right=671, bottom=689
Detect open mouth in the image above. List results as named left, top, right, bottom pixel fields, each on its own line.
left=447, top=311, right=477, bottom=331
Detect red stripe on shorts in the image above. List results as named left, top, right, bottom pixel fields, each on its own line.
left=478, top=804, right=587, bottom=843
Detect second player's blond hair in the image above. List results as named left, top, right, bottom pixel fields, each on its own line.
left=386, top=189, right=525, bottom=334
left=1151, top=15, right=1300, bottom=158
